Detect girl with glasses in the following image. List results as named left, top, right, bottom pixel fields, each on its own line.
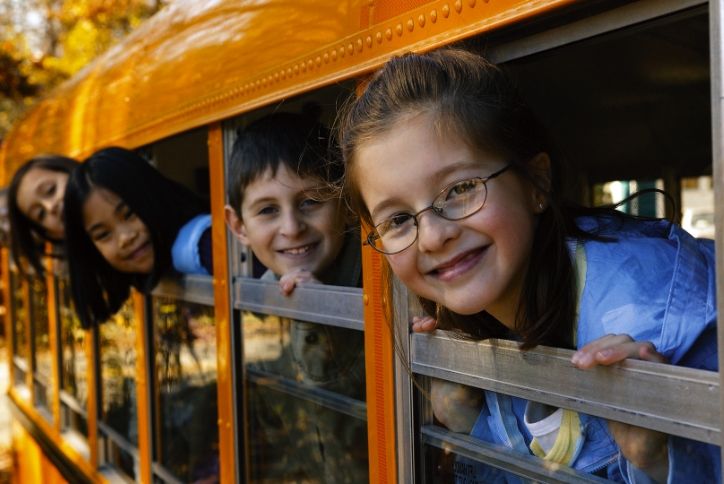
left=338, top=49, right=718, bottom=482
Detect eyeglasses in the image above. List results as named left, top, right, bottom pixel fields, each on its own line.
left=365, top=164, right=512, bottom=255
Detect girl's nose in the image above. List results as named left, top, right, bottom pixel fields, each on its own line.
left=279, top=211, right=305, bottom=237
left=416, top=212, right=461, bottom=253
left=119, top=227, right=137, bottom=248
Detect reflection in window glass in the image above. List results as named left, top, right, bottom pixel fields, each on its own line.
left=152, top=297, right=219, bottom=482
left=10, top=270, right=28, bottom=363
left=243, top=311, right=368, bottom=483
left=99, top=302, right=138, bottom=479
left=58, top=277, right=88, bottom=436
left=419, top=379, right=721, bottom=482
left=30, top=277, right=51, bottom=413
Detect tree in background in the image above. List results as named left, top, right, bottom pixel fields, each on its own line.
left=0, top=0, right=165, bottom=139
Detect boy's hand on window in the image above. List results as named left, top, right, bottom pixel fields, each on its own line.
left=411, top=315, right=438, bottom=333
left=279, top=268, right=321, bottom=296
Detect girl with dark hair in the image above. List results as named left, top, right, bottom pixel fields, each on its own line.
left=8, top=154, right=79, bottom=276
left=64, top=147, right=212, bottom=329
left=338, top=49, right=718, bottom=482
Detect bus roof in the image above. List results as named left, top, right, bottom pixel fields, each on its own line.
left=0, top=0, right=571, bottom=181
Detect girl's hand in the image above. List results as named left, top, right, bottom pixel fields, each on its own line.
left=411, top=315, right=438, bottom=333
left=572, top=334, right=669, bottom=482
left=278, top=268, right=320, bottom=296
left=571, top=333, right=665, bottom=369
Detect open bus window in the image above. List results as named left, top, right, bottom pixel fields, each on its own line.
left=98, top=302, right=139, bottom=480
left=29, top=277, right=51, bottom=418
left=592, top=179, right=666, bottom=218
left=151, top=296, right=219, bottom=483
left=57, top=277, right=88, bottom=441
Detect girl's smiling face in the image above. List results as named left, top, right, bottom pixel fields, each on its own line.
left=16, top=167, right=69, bottom=240
left=355, top=113, right=544, bottom=328
left=83, top=188, right=155, bottom=274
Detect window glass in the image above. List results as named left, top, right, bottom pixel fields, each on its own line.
left=30, top=277, right=51, bottom=413
left=58, top=277, right=88, bottom=436
left=243, top=310, right=368, bottom=482
left=417, top=378, right=721, bottom=482
left=10, top=270, right=28, bottom=363
left=99, top=302, right=139, bottom=479
left=152, top=296, right=219, bottom=482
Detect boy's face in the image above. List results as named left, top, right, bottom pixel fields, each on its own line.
left=225, top=165, right=346, bottom=277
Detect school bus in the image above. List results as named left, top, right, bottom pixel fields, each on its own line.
left=0, top=0, right=722, bottom=482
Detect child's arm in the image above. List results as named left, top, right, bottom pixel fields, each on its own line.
left=278, top=268, right=321, bottom=296
left=573, top=334, right=669, bottom=483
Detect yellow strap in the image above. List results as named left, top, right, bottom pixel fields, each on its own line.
left=529, top=409, right=582, bottom=465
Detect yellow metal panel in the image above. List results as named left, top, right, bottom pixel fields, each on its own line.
left=8, top=389, right=101, bottom=481
left=362, top=243, right=397, bottom=483
left=1, top=0, right=572, bottom=180
left=208, top=123, right=238, bottom=484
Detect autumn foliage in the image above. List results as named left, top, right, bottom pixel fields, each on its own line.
left=0, top=0, right=164, bottom=139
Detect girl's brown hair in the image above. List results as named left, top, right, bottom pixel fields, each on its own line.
left=338, top=48, right=600, bottom=349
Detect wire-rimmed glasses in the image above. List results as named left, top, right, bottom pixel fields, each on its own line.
left=365, top=164, right=512, bottom=255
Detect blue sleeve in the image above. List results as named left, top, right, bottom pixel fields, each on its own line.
left=172, top=214, right=212, bottom=275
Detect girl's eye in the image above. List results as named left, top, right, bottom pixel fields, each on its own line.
left=91, top=230, right=111, bottom=242
left=44, top=183, right=56, bottom=197
left=299, top=198, right=322, bottom=210
left=379, top=213, right=414, bottom=235
left=257, top=206, right=278, bottom=216
left=447, top=179, right=479, bottom=199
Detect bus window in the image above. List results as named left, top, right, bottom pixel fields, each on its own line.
left=392, top=3, right=718, bottom=481
left=150, top=287, right=219, bottom=483
left=592, top=179, right=666, bottom=218
left=681, top=175, right=714, bottom=239
left=98, top=303, right=140, bottom=480
left=9, top=269, right=28, bottom=391
left=224, top=83, right=369, bottom=482
left=57, top=275, right=89, bottom=450
left=142, top=126, right=219, bottom=482
left=29, top=277, right=51, bottom=418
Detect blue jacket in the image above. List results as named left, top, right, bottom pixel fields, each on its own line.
left=460, top=216, right=719, bottom=483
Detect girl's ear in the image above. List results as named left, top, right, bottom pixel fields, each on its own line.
left=224, top=205, right=250, bottom=245
left=527, top=152, right=551, bottom=212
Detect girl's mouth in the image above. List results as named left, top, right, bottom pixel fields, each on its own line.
left=278, top=242, right=319, bottom=257
left=428, top=247, right=487, bottom=282
left=127, top=241, right=151, bottom=260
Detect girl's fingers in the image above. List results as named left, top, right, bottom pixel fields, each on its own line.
left=572, top=334, right=665, bottom=369
left=411, top=316, right=438, bottom=333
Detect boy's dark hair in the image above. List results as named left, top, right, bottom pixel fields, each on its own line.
left=8, top=154, right=79, bottom=277
left=64, top=147, right=206, bottom=329
left=228, top=111, right=342, bottom=216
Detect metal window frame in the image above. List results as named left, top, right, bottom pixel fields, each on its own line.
left=233, top=278, right=364, bottom=331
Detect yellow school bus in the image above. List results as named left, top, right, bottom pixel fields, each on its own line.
left=1, top=0, right=722, bottom=482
